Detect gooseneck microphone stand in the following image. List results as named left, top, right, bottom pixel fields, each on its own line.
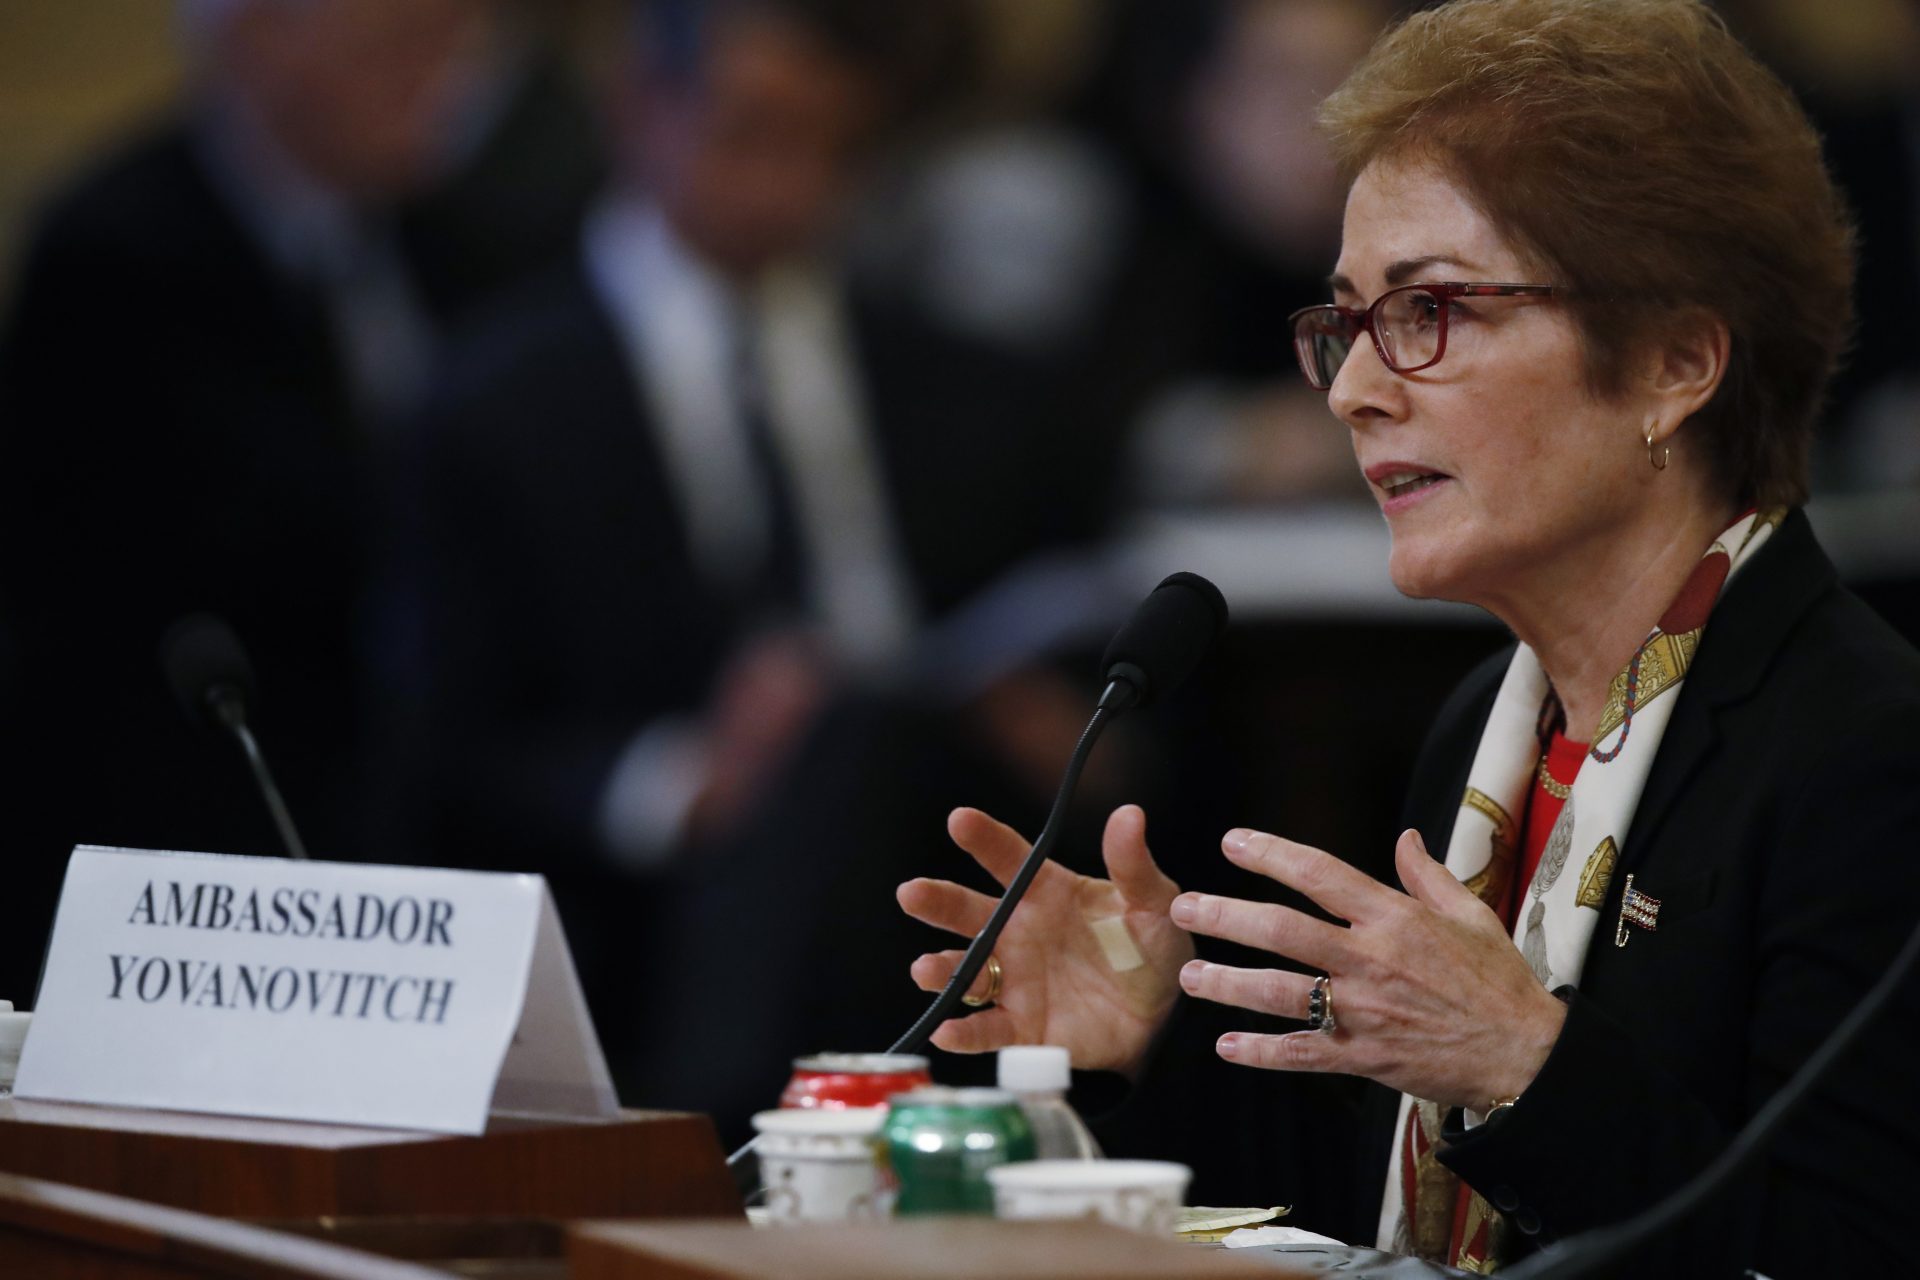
left=723, top=681, right=1132, bottom=1172
left=205, top=685, right=310, bottom=862
left=886, top=679, right=1132, bottom=1057
left=160, top=613, right=311, bottom=862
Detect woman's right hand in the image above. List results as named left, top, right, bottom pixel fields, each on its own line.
left=896, top=804, right=1193, bottom=1078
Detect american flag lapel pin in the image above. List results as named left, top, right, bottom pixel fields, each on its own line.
left=1615, top=872, right=1661, bottom=947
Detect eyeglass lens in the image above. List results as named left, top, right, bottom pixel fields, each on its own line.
left=1295, top=287, right=1445, bottom=387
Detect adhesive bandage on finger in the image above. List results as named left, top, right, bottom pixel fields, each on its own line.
left=1087, top=914, right=1146, bottom=972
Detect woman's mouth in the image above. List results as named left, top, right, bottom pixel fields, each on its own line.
left=1377, top=470, right=1448, bottom=500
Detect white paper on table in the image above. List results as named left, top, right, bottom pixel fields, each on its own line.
left=1223, top=1226, right=1349, bottom=1248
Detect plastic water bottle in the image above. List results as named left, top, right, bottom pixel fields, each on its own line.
left=996, top=1045, right=1102, bottom=1160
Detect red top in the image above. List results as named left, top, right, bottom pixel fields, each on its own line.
left=1509, top=729, right=1588, bottom=927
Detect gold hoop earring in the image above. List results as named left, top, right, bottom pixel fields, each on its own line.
left=1644, top=424, right=1670, bottom=471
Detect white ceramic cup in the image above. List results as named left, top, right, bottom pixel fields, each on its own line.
left=751, top=1107, right=891, bottom=1223
left=987, top=1159, right=1192, bottom=1235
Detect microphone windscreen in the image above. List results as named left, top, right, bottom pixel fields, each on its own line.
left=160, top=614, right=256, bottom=730
left=1100, top=571, right=1229, bottom=708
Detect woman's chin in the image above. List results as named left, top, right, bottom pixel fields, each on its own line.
left=1385, top=539, right=1473, bottom=604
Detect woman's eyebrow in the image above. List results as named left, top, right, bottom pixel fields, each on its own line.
left=1383, top=254, right=1474, bottom=285
left=1327, top=255, right=1479, bottom=297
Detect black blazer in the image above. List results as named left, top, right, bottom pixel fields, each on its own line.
left=1095, top=509, right=1920, bottom=1277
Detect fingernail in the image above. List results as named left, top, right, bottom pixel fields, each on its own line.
left=1170, top=895, right=1198, bottom=926
left=1180, top=959, right=1207, bottom=988
left=1223, top=828, right=1254, bottom=853
left=1217, top=1034, right=1239, bottom=1057
left=1406, top=828, right=1429, bottom=855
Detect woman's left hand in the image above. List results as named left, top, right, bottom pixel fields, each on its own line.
left=1172, top=827, right=1566, bottom=1109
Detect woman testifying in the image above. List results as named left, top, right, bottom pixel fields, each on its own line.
left=898, top=0, right=1920, bottom=1272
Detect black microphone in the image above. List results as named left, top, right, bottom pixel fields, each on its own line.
left=1099, top=570, right=1230, bottom=712
left=160, top=615, right=310, bottom=861
left=887, top=571, right=1229, bottom=1055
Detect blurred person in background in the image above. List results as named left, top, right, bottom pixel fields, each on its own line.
left=582, top=0, right=1397, bottom=1134
left=0, top=0, right=603, bottom=1000
left=853, top=0, right=1392, bottom=518
left=1097, top=0, right=1391, bottom=511
left=400, top=0, right=1130, bottom=1106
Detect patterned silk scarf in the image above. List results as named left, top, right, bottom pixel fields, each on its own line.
left=1374, top=509, right=1783, bottom=1272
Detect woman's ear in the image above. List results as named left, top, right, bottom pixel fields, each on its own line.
left=1644, top=309, right=1731, bottom=443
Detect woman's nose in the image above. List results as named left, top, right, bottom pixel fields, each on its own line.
left=1327, top=333, right=1404, bottom=428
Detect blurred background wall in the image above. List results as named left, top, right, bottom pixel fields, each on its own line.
left=4, top=0, right=1914, bottom=465
left=0, top=3, right=183, bottom=298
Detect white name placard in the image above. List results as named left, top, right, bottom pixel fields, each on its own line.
left=13, top=847, right=618, bottom=1134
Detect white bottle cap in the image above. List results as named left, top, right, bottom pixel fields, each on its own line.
left=997, top=1044, right=1072, bottom=1092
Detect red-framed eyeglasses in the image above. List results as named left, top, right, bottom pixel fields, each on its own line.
left=1288, top=282, right=1557, bottom=390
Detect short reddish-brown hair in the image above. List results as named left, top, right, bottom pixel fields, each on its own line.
left=1319, top=0, right=1855, bottom=508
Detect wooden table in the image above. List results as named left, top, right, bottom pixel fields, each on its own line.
left=0, top=1099, right=740, bottom=1220
left=567, top=1219, right=1310, bottom=1280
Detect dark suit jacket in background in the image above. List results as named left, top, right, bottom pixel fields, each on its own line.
left=1093, top=509, right=1920, bottom=1278
left=0, top=64, right=604, bottom=1002
left=402, top=257, right=1111, bottom=878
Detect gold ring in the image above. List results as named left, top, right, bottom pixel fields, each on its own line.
left=962, top=955, right=1002, bottom=1008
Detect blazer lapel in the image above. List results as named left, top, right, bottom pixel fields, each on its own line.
left=1617, top=509, right=1837, bottom=874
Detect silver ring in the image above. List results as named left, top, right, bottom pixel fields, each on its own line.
left=1306, top=975, right=1336, bottom=1034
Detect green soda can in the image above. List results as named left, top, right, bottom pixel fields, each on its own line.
left=884, top=1086, right=1036, bottom=1215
